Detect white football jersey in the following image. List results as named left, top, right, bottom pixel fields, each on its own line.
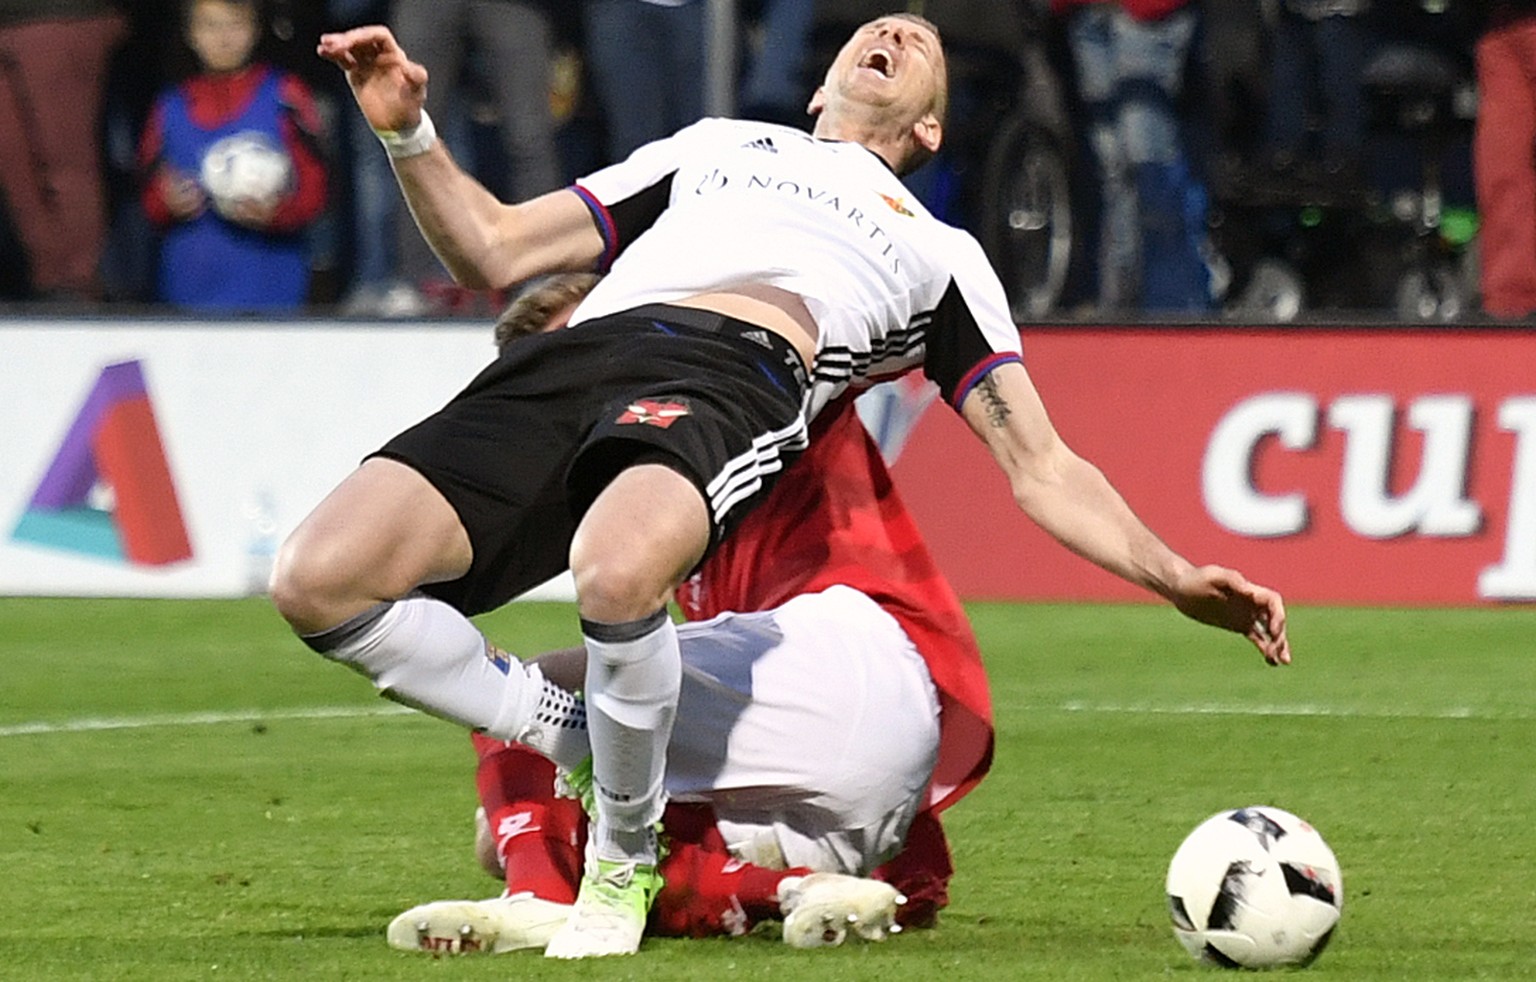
left=569, top=118, right=1023, bottom=420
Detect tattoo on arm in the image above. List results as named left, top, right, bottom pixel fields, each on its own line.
left=977, top=374, right=1012, bottom=429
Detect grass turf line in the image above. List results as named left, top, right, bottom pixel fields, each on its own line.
left=1, top=597, right=1533, bottom=979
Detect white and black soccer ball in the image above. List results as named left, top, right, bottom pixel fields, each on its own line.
left=1166, top=806, right=1343, bottom=969
left=200, top=131, right=292, bottom=216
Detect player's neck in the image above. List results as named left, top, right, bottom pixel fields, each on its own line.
left=811, top=115, right=907, bottom=173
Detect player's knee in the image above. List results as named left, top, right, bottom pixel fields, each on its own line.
left=569, top=548, right=672, bottom=623
left=267, top=540, right=328, bottom=633
left=569, top=491, right=706, bottom=621
left=268, top=532, right=364, bottom=635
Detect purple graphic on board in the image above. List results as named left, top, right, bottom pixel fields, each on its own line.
left=14, top=360, right=193, bottom=565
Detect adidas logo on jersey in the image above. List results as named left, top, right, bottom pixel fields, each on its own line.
left=742, top=136, right=778, bottom=153
left=740, top=329, right=773, bottom=348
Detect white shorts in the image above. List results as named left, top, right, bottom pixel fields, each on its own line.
left=665, top=585, right=941, bottom=876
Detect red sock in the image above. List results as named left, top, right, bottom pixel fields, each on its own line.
left=652, top=803, right=812, bottom=937
left=871, top=809, right=953, bottom=929
left=472, top=735, right=584, bottom=903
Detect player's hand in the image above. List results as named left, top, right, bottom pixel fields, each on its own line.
left=1170, top=564, right=1290, bottom=666
left=316, top=26, right=428, bottom=133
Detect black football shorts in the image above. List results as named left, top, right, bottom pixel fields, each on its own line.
left=371, top=304, right=809, bottom=615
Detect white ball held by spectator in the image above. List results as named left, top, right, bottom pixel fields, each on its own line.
left=200, top=131, right=292, bottom=218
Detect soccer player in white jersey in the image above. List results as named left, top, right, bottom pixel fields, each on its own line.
left=280, top=14, right=1291, bottom=959
left=386, top=275, right=984, bottom=955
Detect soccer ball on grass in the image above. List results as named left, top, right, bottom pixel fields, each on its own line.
left=1165, top=805, right=1342, bottom=969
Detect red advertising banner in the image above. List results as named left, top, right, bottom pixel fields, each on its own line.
left=887, top=327, right=1536, bottom=606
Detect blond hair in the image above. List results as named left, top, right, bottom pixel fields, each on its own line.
left=493, top=273, right=601, bottom=351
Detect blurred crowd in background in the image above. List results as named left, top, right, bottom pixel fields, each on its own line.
left=0, top=0, right=1532, bottom=323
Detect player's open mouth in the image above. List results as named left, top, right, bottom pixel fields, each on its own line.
left=858, top=49, right=895, bottom=79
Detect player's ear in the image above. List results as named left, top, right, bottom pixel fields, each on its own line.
left=807, top=86, right=827, bottom=118
left=912, top=112, right=942, bottom=155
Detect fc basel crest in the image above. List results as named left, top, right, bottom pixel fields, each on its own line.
left=617, top=398, right=692, bottom=429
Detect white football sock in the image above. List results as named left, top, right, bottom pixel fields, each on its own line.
left=517, top=678, right=591, bottom=773
left=580, top=609, right=680, bottom=863
left=303, top=594, right=568, bottom=754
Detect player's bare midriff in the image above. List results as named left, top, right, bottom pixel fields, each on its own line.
left=672, top=285, right=818, bottom=374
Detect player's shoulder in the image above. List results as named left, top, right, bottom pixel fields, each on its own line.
left=895, top=191, right=982, bottom=248
left=898, top=193, right=984, bottom=249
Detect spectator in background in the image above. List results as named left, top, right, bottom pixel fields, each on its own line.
left=1473, top=0, right=1536, bottom=319
left=1263, top=0, right=1372, bottom=191
left=97, top=0, right=183, bottom=304
left=329, top=0, right=424, bottom=315
left=0, top=0, right=126, bottom=301
left=583, top=0, right=707, bottom=161
left=739, top=0, right=817, bottom=128
left=1054, top=0, right=1211, bottom=313
left=138, top=0, right=327, bottom=310
left=387, top=0, right=563, bottom=311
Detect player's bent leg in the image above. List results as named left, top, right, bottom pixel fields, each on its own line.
left=387, top=894, right=574, bottom=955
left=473, top=738, right=587, bottom=900
left=271, top=460, right=591, bottom=757
left=289, top=591, right=547, bottom=738
left=270, top=457, right=472, bottom=633
left=549, top=464, right=709, bottom=957
left=544, top=611, right=676, bottom=957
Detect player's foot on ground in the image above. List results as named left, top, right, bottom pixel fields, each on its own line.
left=542, top=858, right=663, bottom=959
left=386, top=891, right=573, bottom=955
left=778, top=872, right=906, bottom=948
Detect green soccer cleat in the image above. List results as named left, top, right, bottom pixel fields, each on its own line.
left=542, top=857, right=664, bottom=959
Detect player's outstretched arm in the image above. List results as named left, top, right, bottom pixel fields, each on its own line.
left=958, top=361, right=1290, bottom=665
left=317, top=26, right=604, bottom=288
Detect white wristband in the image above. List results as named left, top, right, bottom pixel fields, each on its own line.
left=375, top=110, right=438, bottom=159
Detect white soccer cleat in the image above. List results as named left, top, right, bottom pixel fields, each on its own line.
left=778, top=872, right=906, bottom=948
left=542, top=858, right=663, bottom=959
left=386, top=892, right=572, bottom=955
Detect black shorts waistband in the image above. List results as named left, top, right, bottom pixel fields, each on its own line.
left=622, top=303, right=809, bottom=390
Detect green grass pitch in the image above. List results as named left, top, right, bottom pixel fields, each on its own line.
left=2, top=596, right=1533, bottom=980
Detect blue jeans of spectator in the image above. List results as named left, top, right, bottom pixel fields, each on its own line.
left=583, top=0, right=706, bottom=161
left=1069, top=5, right=1209, bottom=312
left=1265, top=10, right=1368, bottom=167
left=331, top=0, right=399, bottom=291
left=348, top=108, right=401, bottom=289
